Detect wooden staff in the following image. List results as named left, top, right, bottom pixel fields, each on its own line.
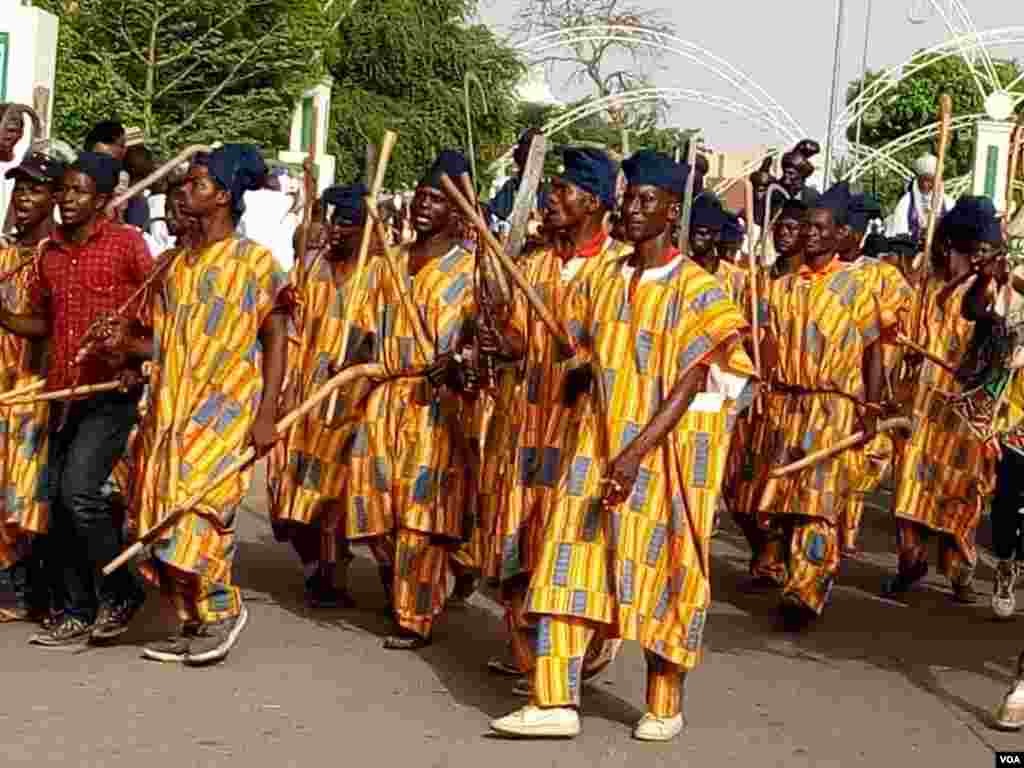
left=1007, top=114, right=1024, bottom=219
left=293, top=104, right=320, bottom=293
left=0, top=379, right=45, bottom=404
left=457, top=171, right=510, bottom=304
left=895, top=335, right=956, bottom=376
left=103, top=361, right=409, bottom=576
left=768, top=417, right=912, bottom=479
left=326, top=130, right=398, bottom=422
left=1, top=363, right=154, bottom=406
left=676, top=133, right=700, bottom=256
left=439, top=173, right=569, bottom=348
left=107, top=144, right=213, bottom=214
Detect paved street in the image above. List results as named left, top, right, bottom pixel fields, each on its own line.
left=0, top=465, right=1019, bottom=767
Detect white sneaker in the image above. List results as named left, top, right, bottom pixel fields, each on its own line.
left=633, top=712, right=685, bottom=742
left=992, top=560, right=1017, bottom=620
left=490, top=705, right=580, bottom=738
left=995, top=680, right=1024, bottom=730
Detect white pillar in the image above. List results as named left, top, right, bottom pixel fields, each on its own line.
left=972, top=119, right=1014, bottom=214
left=0, top=0, right=59, bottom=138
left=278, top=77, right=336, bottom=195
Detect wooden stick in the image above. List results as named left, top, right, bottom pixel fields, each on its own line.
left=912, top=95, right=953, bottom=278
left=0, top=379, right=46, bottom=404
left=107, top=144, right=213, bottom=214
left=895, top=335, right=956, bottom=375
left=458, top=171, right=510, bottom=305
left=677, top=134, right=700, bottom=256
left=768, top=417, right=912, bottom=478
left=0, top=363, right=154, bottom=406
left=293, top=104, right=320, bottom=293
left=326, top=130, right=398, bottom=421
left=103, top=361, right=407, bottom=576
left=439, top=173, right=569, bottom=348
left=368, top=209, right=433, bottom=358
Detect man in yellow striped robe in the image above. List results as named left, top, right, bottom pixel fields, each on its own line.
left=886, top=196, right=998, bottom=602
left=0, top=153, right=60, bottom=623
left=837, top=194, right=913, bottom=556
left=345, top=150, right=478, bottom=650
left=486, top=147, right=630, bottom=680
left=120, top=145, right=290, bottom=665
left=746, top=183, right=884, bottom=628
left=492, top=150, right=754, bottom=742
left=268, top=183, right=376, bottom=609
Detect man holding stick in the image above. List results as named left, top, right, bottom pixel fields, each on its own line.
left=0, top=152, right=152, bottom=648
left=346, top=150, right=478, bottom=650
left=269, top=183, right=378, bottom=609
left=738, top=182, right=883, bottom=629
left=0, top=152, right=63, bottom=624
left=485, top=147, right=628, bottom=680
left=885, top=196, right=1000, bottom=602
left=110, top=144, right=290, bottom=665
left=491, top=150, right=754, bottom=741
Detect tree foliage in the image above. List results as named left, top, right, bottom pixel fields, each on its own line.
left=36, top=0, right=335, bottom=157
left=845, top=52, right=1023, bottom=209
left=327, top=0, right=524, bottom=191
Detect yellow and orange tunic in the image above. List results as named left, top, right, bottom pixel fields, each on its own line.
left=892, top=276, right=994, bottom=582
left=132, top=236, right=289, bottom=622
left=0, top=245, right=49, bottom=569
left=526, top=252, right=753, bottom=672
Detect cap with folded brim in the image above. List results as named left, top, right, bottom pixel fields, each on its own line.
left=776, top=198, right=808, bottom=222
left=942, top=195, right=1001, bottom=245
left=622, top=149, right=703, bottom=198
left=690, top=193, right=727, bottom=232
left=718, top=213, right=744, bottom=244
left=69, top=151, right=122, bottom=194
left=323, top=183, right=369, bottom=226
left=847, top=192, right=882, bottom=233
left=5, top=152, right=65, bottom=184
left=813, top=181, right=851, bottom=222
left=421, top=149, right=471, bottom=191
left=559, top=147, right=617, bottom=209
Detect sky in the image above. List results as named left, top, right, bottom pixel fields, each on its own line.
left=475, top=0, right=1021, bottom=153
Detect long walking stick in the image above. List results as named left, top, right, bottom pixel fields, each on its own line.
left=325, top=130, right=398, bottom=422
left=677, top=132, right=701, bottom=256
left=768, top=417, right=912, bottom=479
left=103, top=361, right=410, bottom=575
left=293, top=105, right=320, bottom=294
left=106, top=144, right=213, bottom=214
left=439, top=174, right=569, bottom=348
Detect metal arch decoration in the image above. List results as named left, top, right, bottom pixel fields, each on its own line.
left=838, top=27, right=1024, bottom=143
left=844, top=113, right=984, bottom=182
left=513, top=25, right=807, bottom=141
left=845, top=143, right=915, bottom=182
left=487, top=87, right=798, bottom=172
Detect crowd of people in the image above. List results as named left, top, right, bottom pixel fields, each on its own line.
left=1, top=109, right=1023, bottom=742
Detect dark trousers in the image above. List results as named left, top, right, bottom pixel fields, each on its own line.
left=47, top=391, right=141, bottom=622
left=992, top=447, right=1024, bottom=562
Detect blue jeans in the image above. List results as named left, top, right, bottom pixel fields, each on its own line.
left=46, top=391, right=142, bottom=622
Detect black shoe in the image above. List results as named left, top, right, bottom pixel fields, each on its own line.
left=448, top=573, right=478, bottom=609
left=29, top=615, right=92, bottom=649
left=143, top=624, right=200, bottom=663
left=383, top=630, right=431, bottom=650
left=952, top=581, right=979, bottom=604
left=184, top=606, right=249, bottom=666
left=305, top=576, right=356, bottom=610
left=881, top=561, right=928, bottom=598
left=779, top=595, right=817, bottom=632
left=91, top=592, right=146, bottom=642
left=378, top=566, right=394, bottom=607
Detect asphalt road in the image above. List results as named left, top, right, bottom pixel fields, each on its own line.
left=0, top=465, right=1018, bottom=768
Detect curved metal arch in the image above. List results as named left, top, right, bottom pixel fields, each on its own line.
left=838, top=26, right=1024, bottom=141
left=514, top=26, right=806, bottom=140
left=845, top=113, right=984, bottom=181
left=846, top=143, right=915, bottom=182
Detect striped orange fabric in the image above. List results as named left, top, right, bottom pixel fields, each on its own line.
left=525, top=255, right=752, bottom=669
left=346, top=245, right=476, bottom=541
left=892, top=276, right=994, bottom=568
left=269, top=252, right=367, bottom=530
left=0, top=245, right=49, bottom=568
left=133, top=237, right=288, bottom=591
left=495, top=238, right=630, bottom=584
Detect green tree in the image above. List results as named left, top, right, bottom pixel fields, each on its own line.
left=846, top=52, right=1023, bottom=209
left=327, top=0, right=524, bottom=191
left=36, top=0, right=334, bottom=156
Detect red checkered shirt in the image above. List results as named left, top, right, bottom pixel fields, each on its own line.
left=30, top=217, right=154, bottom=390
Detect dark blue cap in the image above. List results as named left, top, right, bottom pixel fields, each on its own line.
left=196, top=144, right=267, bottom=220
left=847, top=192, right=882, bottom=233
left=421, top=149, right=471, bottom=191
left=718, top=212, right=745, bottom=243
left=323, top=183, right=368, bottom=226
left=813, top=181, right=851, bottom=224
left=690, top=193, right=727, bottom=231
left=943, top=195, right=1002, bottom=244
left=623, top=150, right=689, bottom=197
left=559, top=147, right=617, bottom=209
left=69, top=151, right=122, bottom=194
